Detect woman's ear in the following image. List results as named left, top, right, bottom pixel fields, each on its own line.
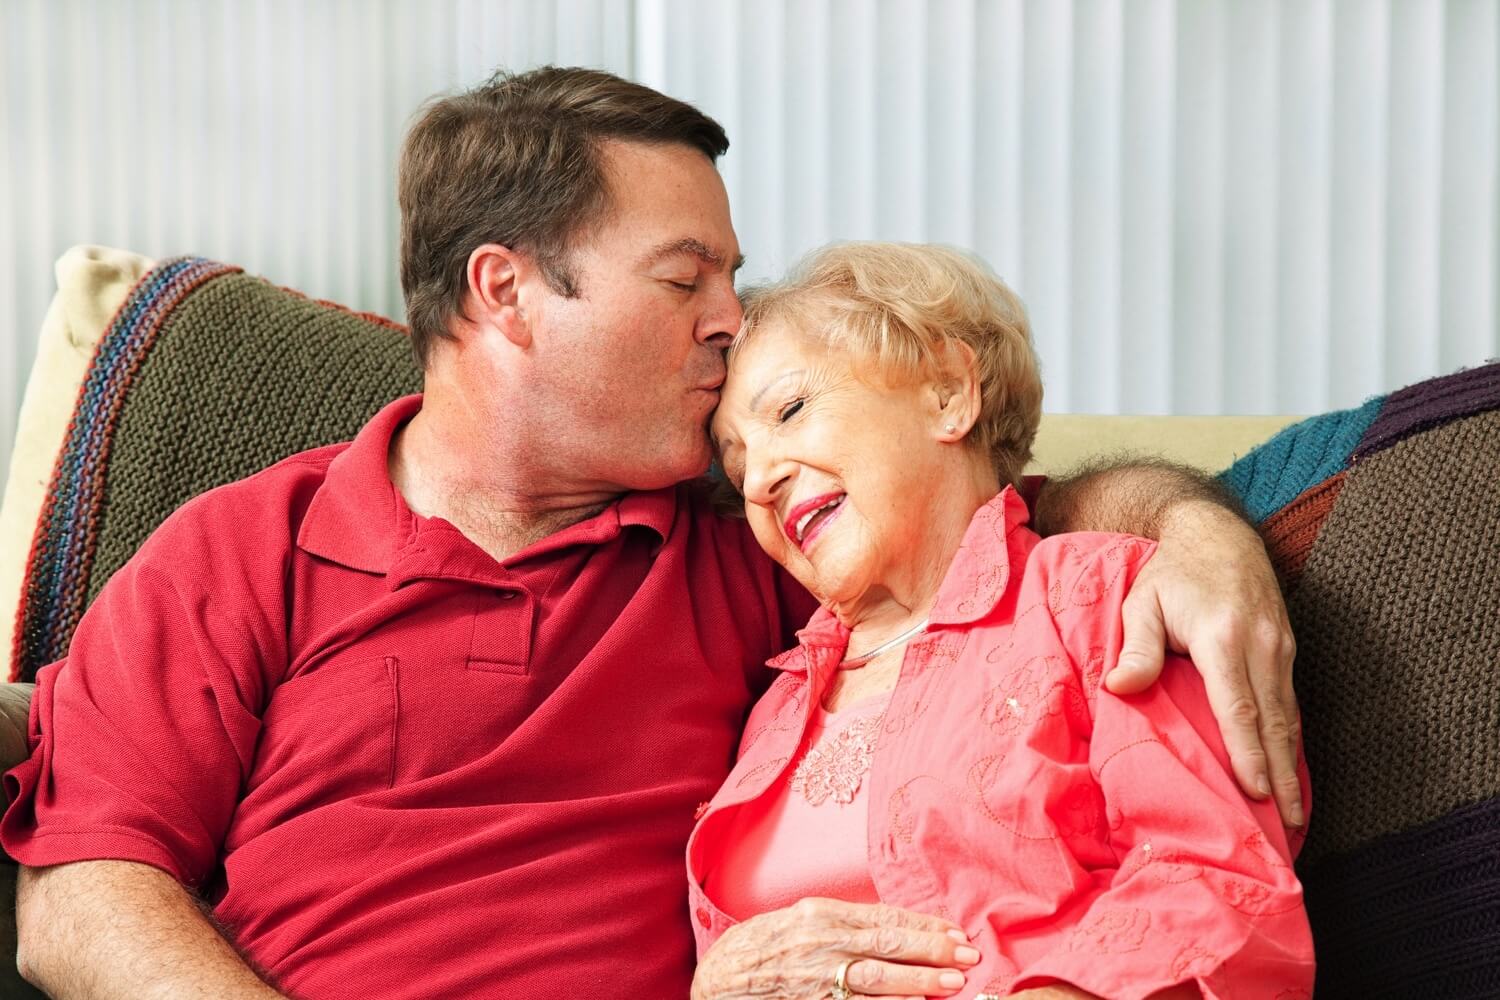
left=932, top=339, right=982, bottom=443
left=464, top=243, right=532, bottom=349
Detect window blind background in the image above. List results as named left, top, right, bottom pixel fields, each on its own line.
left=3, top=0, right=1498, bottom=489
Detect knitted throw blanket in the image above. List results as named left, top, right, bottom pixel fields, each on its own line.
left=12, top=258, right=420, bottom=682
left=1220, top=360, right=1500, bottom=998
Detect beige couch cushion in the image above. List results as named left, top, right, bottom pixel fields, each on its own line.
left=0, top=247, right=154, bottom=665
left=0, top=245, right=1299, bottom=674
left=1027, top=414, right=1301, bottom=477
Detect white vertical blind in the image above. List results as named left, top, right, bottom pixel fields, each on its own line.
left=4, top=0, right=1500, bottom=492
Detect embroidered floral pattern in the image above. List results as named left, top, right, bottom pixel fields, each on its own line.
left=979, top=654, right=1071, bottom=736
left=1171, top=943, right=1217, bottom=980
left=1064, top=907, right=1151, bottom=954
left=790, top=713, right=883, bottom=805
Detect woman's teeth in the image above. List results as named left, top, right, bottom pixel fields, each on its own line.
left=795, top=495, right=844, bottom=543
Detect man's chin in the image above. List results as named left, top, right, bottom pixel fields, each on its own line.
left=617, top=449, right=713, bottom=493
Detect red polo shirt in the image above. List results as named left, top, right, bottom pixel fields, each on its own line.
left=2, top=395, right=815, bottom=999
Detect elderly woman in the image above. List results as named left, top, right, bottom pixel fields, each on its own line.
left=689, top=244, right=1312, bottom=1000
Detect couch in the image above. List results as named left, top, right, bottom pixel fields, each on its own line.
left=0, top=246, right=1495, bottom=997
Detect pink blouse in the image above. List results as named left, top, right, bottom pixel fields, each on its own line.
left=687, top=488, right=1313, bottom=1000
left=708, top=691, right=890, bottom=919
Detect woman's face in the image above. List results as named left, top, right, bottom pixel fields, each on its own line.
left=711, top=321, right=960, bottom=611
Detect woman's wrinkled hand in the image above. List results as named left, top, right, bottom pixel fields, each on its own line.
left=1105, top=499, right=1304, bottom=829
left=691, top=897, right=980, bottom=1000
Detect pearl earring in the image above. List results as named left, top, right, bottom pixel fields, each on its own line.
left=944, top=423, right=957, bottom=434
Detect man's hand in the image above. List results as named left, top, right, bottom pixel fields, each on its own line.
left=1032, top=460, right=1303, bottom=829
left=692, top=897, right=979, bottom=999
left=1106, top=500, right=1303, bottom=828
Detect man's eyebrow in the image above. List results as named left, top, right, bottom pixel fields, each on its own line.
left=641, top=237, right=743, bottom=274
left=749, top=370, right=804, bottom=410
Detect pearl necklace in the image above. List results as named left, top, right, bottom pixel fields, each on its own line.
left=841, top=618, right=930, bottom=668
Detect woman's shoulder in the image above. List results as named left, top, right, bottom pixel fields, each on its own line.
left=1025, top=531, right=1158, bottom=585
left=1012, top=531, right=1159, bottom=621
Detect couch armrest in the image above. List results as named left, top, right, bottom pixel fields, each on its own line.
left=0, top=684, right=33, bottom=782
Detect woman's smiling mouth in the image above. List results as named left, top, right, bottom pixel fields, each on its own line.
left=783, top=492, right=846, bottom=551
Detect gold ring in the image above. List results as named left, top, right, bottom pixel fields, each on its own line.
left=830, top=958, right=855, bottom=999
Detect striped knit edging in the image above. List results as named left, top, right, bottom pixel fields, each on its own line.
left=10, top=257, right=241, bottom=682
left=1353, top=358, right=1500, bottom=462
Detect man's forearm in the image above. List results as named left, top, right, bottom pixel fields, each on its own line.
left=1031, top=457, right=1248, bottom=539
left=17, top=861, right=286, bottom=1000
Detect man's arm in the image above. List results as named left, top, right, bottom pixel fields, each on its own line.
left=17, top=861, right=286, bottom=1000
left=1031, top=458, right=1303, bottom=828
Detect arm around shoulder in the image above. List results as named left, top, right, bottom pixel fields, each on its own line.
left=1031, top=458, right=1304, bottom=827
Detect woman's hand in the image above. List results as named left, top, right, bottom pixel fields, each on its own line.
left=692, top=897, right=980, bottom=999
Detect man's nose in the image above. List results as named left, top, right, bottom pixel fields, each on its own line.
left=695, top=280, right=744, bottom=349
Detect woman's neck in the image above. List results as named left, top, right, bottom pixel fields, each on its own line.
left=836, top=458, right=1002, bottom=655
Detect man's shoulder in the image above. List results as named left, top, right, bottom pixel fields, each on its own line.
left=673, top=477, right=752, bottom=530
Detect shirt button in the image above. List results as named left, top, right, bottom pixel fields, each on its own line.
left=499, top=591, right=516, bottom=601
left=696, top=907, right=713, bottom=929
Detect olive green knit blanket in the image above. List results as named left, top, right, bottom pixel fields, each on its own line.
left=13, top=258, right=421, bottom=681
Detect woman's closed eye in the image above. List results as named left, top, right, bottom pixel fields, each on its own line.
left=777, top=398, right=805, bottom=423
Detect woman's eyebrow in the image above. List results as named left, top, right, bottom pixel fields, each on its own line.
left=749, top=370, right=805, bottom=410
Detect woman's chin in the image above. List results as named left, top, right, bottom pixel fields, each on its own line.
left=803, top=569, right=874, bottom=615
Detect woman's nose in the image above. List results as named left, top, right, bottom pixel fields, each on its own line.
left=741, top=451, right=794, bottom=507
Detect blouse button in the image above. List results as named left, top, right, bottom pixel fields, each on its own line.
left=696, top=907, right=713, bottom=929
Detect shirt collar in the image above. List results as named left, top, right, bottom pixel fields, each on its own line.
left=768, top=486, right=1034, bottom=673
left=297, top=394, right=421, bottom=575
left=297, top=394, right=677, bottom=581
left=928, top=485, right=1034, bottom=627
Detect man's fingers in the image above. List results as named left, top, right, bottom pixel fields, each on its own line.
left=1197, top=644, right=1273, bottom=802
left=1247, top=621, right=1304, bottom=827
left=1107, top=588, right=1168, bottom=694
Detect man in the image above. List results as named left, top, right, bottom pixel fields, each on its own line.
left=4, top=68, right=1300, bottom=999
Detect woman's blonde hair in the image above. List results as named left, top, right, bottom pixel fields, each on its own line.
left=735, top=242, right=1043, bottom=487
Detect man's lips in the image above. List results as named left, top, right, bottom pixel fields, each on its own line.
left=783, top=492, right=846, bottom=551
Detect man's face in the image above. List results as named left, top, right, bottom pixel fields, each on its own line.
left=520, top=140, right=743, bottom=492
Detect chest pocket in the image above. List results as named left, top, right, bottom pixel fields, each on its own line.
left=241, top=656, right=400, bottom=829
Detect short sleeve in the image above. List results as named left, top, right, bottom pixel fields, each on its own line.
left=1, top=526, right=275, bottom=887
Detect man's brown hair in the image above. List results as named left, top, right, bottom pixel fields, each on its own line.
left=398, top=66, right=730, bottom=366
